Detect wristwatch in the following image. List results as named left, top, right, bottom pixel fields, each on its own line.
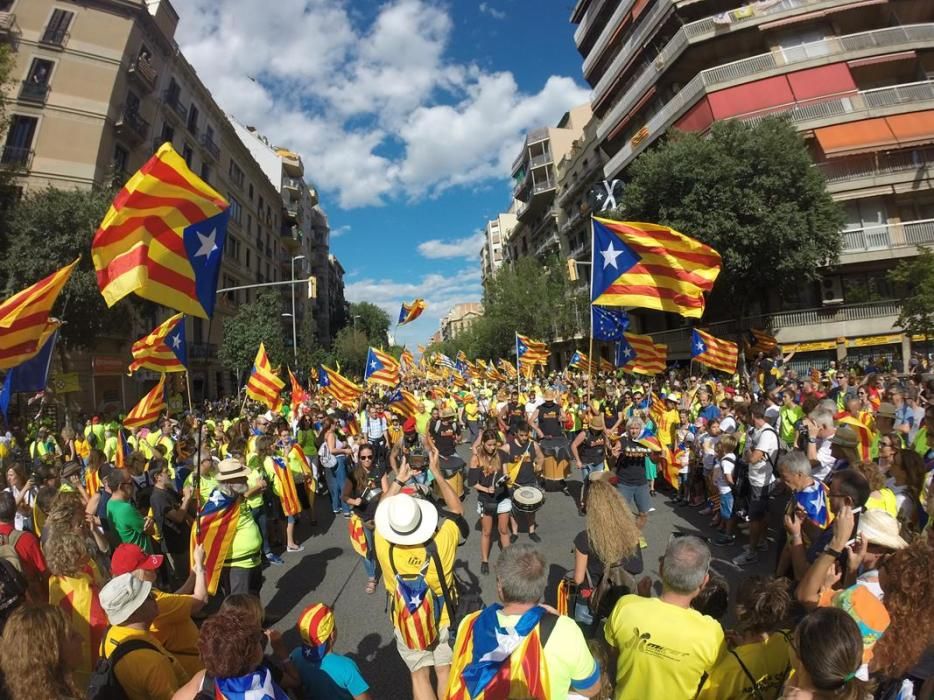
left=823, top=545, right=843, bottom=558
left=807, top=438, right=817, bottom=444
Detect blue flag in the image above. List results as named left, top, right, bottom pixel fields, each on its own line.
left=592, top=305, right=629, bottom=341
left=0, top=330, right=58, bottom=420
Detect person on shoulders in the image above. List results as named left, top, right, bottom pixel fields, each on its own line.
left=289, top=603, right=371, bottom=700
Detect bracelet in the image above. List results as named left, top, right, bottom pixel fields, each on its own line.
left=823, top=546, right=843, bottom=558
left=394, top=478, right=406, bottom=487
left=807, top=438, right=817, bottom=444
left=193, top=567, right=205, bottom=574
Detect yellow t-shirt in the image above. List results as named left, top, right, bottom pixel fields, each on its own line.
left=697, top=632, right=792, bottom=700
left=465, top=402, right=480, bottom=421
left=605, top=595, right=725, bottom=700
left=227, top=499, right=262, bottom=569
left=375, top=518, right=460, bottom=628
left=150, top=590, right=203, bottom=677
left=101, top=626, right=189, bottom=700
left=865, top=488, right=898, bottom=518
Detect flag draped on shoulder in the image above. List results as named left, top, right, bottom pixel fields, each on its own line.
left=516, top=334, right=548, bottom=366
left=399, top=299, right=427, bottom=325
left=128, top=312, right=187, bottom=374
left=691, top=329, right=738, bottom=374
left=92, top=143, right=229, bottom=318
left=270, top=456, right=301, bottom=517
left=246, top=343, right=285, bottom=411
left=591, top=305, right=630, bottom=341
left=364, top=347, right=401, bottom=386
left=0, top=259, right=77, bottom=369
left=192, top=489, right=240, bottom=595
left=616, top=332, right=667, bottom=375
left=123, top=374, right=167, bottom=429
left=590, top=217, right=721, bottom=319
left=319, top=365, right=363, bottom=405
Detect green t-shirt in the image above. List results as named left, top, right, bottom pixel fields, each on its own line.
left=415, top=412, right=431, bottom=436
left=106, top=498, right=153, bottom=553
left=227, top=501, right=262, bottom=569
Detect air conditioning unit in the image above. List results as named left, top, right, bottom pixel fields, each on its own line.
left=821, top=276, right=844, bottom=305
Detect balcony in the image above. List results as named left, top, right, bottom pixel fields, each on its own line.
left=115, top=108, right=149, bottom=144
left=307, top=185, right=319, bottom=206
left=276, top=148, right=303, bottom=178
left=582, top=0, right=637, bottom=80
left=199, top=132, right=219, bottom=160
left=283, top=176, right=302, bottom=193
left=18, top=80, right=49, bottom=104
left=162, top=90, right=187, bottom=122
left=0, top=11, right=20, bottom=43
left=189, top=343, right=217, bottom=360
left=127, top=55, right=157, bottom=92
left=815, top=146, right=934, bottom=190
left=39, top=26, right=68, bottom=49
left=529, top=151, right=553, bottom=169
left=839, top=218, right=934, bottom=262
left=284, top=204, right=303, bottom=224
left=281, top=224, right=302, bottom=243
left=602, top=23, right=934, bottom=178
left=0, top=145, right=33, bottom=169
left=511, top=127, right=550, bottom=173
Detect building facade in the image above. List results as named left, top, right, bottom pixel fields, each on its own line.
left=480, top=206, right=517, bottom=283
left=0, top=0, right=304, bottom=407
left=327, top=254, right=348, bottom=340
left=570, top=0, right=934, bottom=370
left=441, top=302, right=483, bottom=341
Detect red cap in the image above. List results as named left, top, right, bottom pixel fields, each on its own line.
left=92, top=416, right=101, bottom=424
left=111, top=543, right=164, bottom=576
left=724, top=387, right=736, bottom=396
left=403, top=417, right=417, bottom=434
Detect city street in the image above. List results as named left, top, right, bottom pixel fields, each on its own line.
left=258, top=443, right=773, bottom=698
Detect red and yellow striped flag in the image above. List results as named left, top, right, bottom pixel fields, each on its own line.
left=569, top=350, right=595, bottom=374
left=270, top=456, right=302, bottom=517
left=50, top=572, right=107, bottom=687
left=191, top=489, right=240, bottom=595
left=364, top=347, right=401, bottom=387
left=591, top=217, right=721, bottom=319
left=837, top=415, right=873, bottom=462
left=399, top=299, right=427, bottom=325
left=123, top=374, right=167, bottom=429
left=246, top=343, right=285, bottom=411
left=516, top=333, right=549, bottom=365
left=348, top=513, right=368, bottom=557
left=387, top=387, right=419, bottom=418
left=92, top=143, right=229, bottom=319
left=400, top=348, right=416, bottom=374
left=319, top=365, right=363, bottom=405
left=691, top=329, right=738, bottom=374
left=0, top=259, right=77, bottom=369
left=127, top=312, right=187, bottom=374
left=599, top=357, right=615, bottom=374
left=498, top=359, right=517, bottom=378
left=289, top=368, right=310, bottom=416
left=616, top=332, right=667, bottom=375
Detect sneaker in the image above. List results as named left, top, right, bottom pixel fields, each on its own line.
left=756, top=541, right=769, bottom=552
left=332, top=508, right=341, bottom=515
left=648, top=506, right=657, bottom=513
left=287, top=544, right=305, bottom=553
left=698, top=506, right=713, bottom=516
left=529, top=532, right=542, bottom=543
left=714, top=534, right=736, bottom=546
left=342, top=512, right=352, bottom=519
left=480, top=561, right=489, bottom=575
left=732, top=550, right=758, bottom=567
left=639, top=536, right=648, bottom=549
left=266, top=554, right=285, bottom=566
left=510, top=534, right=518, bottom=544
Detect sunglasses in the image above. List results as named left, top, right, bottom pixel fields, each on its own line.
left=359, top=455, right=375, bottom=461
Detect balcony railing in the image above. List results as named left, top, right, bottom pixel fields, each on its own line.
left=283, top=176, right=302, bottom=191
left=601, top=23, right=934, bottom=177
left=116, top=108, right=149, bottom=143
left=512, top=127, right=551, bottom=172
left=39, top=26, right=68, bottom=48
left=0, top=11, right=18, bottom=35
left=582, top=0, right=638, bottom=78
left=529, top=151, right=553, bottom=169
left=815, top=147, right=934, bottom=185
left=0, top=145, right=33, bottom=169
left=163, top=90, right=187, bottom=121
left=127, top=55, right=157, bottom=91
left=199, top=132, right=219, bottom=160
left=532, top=179, right=557, bottom=196
left=841, top=218, right=934, bottom=254
left=18, top=80, right=49, bottom=103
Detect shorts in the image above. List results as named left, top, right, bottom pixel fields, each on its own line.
left=719, top=491, right=734, bottom=519
left=394, top=625, right=452, bottom=672
left=580, top=462, right=604, bottom=480
left=748, top=484, right=771, bottom=521
left=477, top=499, right=512, bottom=516
left=618, top=482, right=652, bottom=515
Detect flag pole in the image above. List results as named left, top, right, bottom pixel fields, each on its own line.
left=587, top=216, right=595, bottom=405
left=515, top=332, right=521, bottom=398
left=194, top=313, right=215, bottom=540
left=184, top=371, right=194, bottom=413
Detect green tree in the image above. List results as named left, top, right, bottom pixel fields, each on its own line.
left=0, top=186, right=139, bottom=348
left=889, top=246, right=934, bottom=340
left=617, top=117, right=842, bottom=317
left=349, top=301, right=391, bottom=345
left=218, top=292, right=288, bottom=379
left=332, top=327, right=369, bottom=378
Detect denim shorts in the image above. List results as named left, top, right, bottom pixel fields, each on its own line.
left=617, top=482, right=652, bottom=514
left=719, top=491, right=734, bottom=519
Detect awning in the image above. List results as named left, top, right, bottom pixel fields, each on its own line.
left=815, top=117, right=898, bottom=156
left=886, top=110, right=934, bottom=148
left=781, top=340, right=838, bottom=352
left=847, top=334, right=903, bottom=348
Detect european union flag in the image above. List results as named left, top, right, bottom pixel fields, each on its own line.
left=592, top=305, right=629, bottom=341
left=0, top=329, right=58, bottom=420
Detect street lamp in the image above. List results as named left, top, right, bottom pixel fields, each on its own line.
left=352, top=314, right=360, bottom=331
left=290, top=255, right=306, bottom=362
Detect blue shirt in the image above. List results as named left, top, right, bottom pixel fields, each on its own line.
left=699, top=404, right=721, bottom=423
left=289, top=648, right=369, bottom=700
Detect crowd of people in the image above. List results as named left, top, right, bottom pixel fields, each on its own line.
left=0, top=348, right=931, bottom=699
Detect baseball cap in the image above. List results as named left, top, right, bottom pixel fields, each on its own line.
left=110, top=543, right=164, bottom=576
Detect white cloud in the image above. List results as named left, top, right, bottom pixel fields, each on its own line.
left=171, top=0, right=591, bottom=209
left=417, top=231, right=486, bottom=259
left=479, top=3, right=507, bottom=20
left=330, top=225, right=352, bottom=238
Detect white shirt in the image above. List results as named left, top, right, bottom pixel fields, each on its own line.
left=3, top=486, right=34, bottom=531
left=813, top=436, right=834, bottom=482
left=363, top=415, right=387, bottom=440
left=764, top=404, right=780, bottom=428
left=714, top=453, right=736, bottom=494
left=748, top=424, right=778, bottom=488
left=720, top=416, right=737, bottom=434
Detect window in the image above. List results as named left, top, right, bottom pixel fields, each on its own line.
left=160, top=123, right=174, bottom=146
left=113, top=145, right=129, bottom=174
left=193, top=318, right=204, bottom=343
left=246, top=248, right=251, bottom=269
left=248, top=183, right=254, bottom=201
left=246, top=213, right=252, bottom=235
left=205, top=125, right=215, bottom=146
left=41, top=9, right=73, bottom=47
left=126, top=91, right=141, bottom=116
left=187, top=104, right=199, bottom=135
left=2, top=115, right=37, bottom=166
left=182, top=143, right=194, bottom=168
left=24, top=57, right=53, bottom=88
left=228, top=160, right=244, bottom=187
left=229, top=196, right=242, bottom=224
left=200, top=162, right=211, bottom=184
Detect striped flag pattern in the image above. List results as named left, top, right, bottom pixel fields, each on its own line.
left=319, top=365, right=363, bottom=406
left=387, top=387, right=419, bottom=418
left=837, top=415, right=873, bottom=462
left=49, top=571, right=107, bottom=686
left=400, top=348, right=416, bottom=374
left=591, top=217, right=721, bottom=318
left=364, top=347, right=401, bottom=387
left=270, top=456, right=302, bottom=517
left=569, top=350, right=595, bottom=374
left=288, top=368, right=310, bottom=416
left=114, top=429, right=131, bottom=469
left=123, top=374, right=167, bottom=429
left=127, top=312, right=187, bottom=374
left=599, top=357, right=615, bottom=374
left=348, top=514, right=368, bottom=557
left=691, top=329, right=738, bottom=374
left=516, top=334, right=549, bottom=365
left=498, top=359, right=517, bottom=378
left=91, top=143, right=229, bottom=318
left=191, top=489, right=240, bottom=595
left=246, top=343, right=285, bottom=411
left=399, top=299, right=427, bottom=325
left=0, top=259, right=77, bottom=369
left=616, top=332, right=667, bottom=375
left=745, top=328, right=778, bottom=354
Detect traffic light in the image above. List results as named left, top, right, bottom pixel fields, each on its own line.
left=567, top=258, right=578, bottom=282
left=307, top=275, right=317, bottom=299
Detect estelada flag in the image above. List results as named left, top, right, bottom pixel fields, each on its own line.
left=49, top=571, right=107, bottom=681
left=399, top=299, right=427, bottom=325
left=616, top=332, right=667, bottom=375
left=387, top=387, right=419, bottom=418
left=364, top=347, right=400, bottom=387
left=691, top=329, right=738, bottom=375
left=288, top=368, right=309, bottom=416
left=92, top=143, right=229, bottom=318
left=246, top=343, right=285, bottom=411
left=569, top=350, right=595, bottom=374
left=516, top=333, right=548, bottom=365
left=348, top=513, right=368, bottom=557
left=123, top=374, right=167, bottom=429
left=191, top=489, right=240, bottom=595
left=289, top=443, right=317, bottom=496
left=318, top=365, right=363, bottom=405
left=400, top=348, right=416, bottom=374
left=0, top=258, right=77, bottom=369
left=128, top=312, right=187, bottom=374
left=270, top=456, right=301, bottom=517
left=590, top=217, right=721, bottom=319
left=498, top=359, right=517, bottom=378
left=114, top=429, right=131, bottom=469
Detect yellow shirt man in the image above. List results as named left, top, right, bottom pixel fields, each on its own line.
left=101, top=625, right=189, bottom=700
left=697, top=631, right=792, bottom=700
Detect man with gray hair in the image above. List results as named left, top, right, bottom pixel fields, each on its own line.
left=446, top=544, right=602, bottom=698
left=803, top=407, right=836, bottom=480
left=605, top=536, right=724, bottom=699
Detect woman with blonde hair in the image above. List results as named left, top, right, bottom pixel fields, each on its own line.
left=0, top=605, right=83, bottom=700
left=468, top=429, right=511, bottom=575
left=571, top=477, right=643, bottom=628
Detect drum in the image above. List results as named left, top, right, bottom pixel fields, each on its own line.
left=433, top=469, right=465, bottom=500
left=540, top=437, right=570, bottom=490
left=512, top=485, right=545, bottom=514
left=439, top=453, right=466, bottom=478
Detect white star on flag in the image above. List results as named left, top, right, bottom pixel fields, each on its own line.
left=602, top=242, right=623, bottom=269
left=478, top=627, right=523, bottom=664
left=169, top=333, right=182, bottom=349
left=194, top=229, right=218, bottom=258
left=695, top=341, right=706, bottom=353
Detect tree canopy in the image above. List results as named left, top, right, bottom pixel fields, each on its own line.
left=889, top=247, right=934, bottom=340
left=617, top=117, right=842, bottom=317
left=349, top=301, right=391, bottom=345
left=331, top=327, right=369, bottom=378
left=218, top=291, right=288, bottom=377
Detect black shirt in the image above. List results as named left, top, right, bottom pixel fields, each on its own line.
left=468, top=465, right=509, bottom=505
left=574, top=530, right=644, bottom=583
left=149, top=487, right=189, bottom=553
left=430, top=420, right=458, bottom=457
left=577, top=430, right=607, bottom=466
left=614, top=437, right=649, bottom=486
left=504, top=440, right=536, bottom=485
left=536, top=401, right=563, bottom=439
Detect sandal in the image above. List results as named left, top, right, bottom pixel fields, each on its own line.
left=365, top=579, right=377, bottom=594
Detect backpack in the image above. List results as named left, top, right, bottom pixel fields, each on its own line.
left=388, top=540, right=445, bottom=651
left=318, top=441, right=337, bottom=469
left=87, top=638, right=159, bottom=700
left=0, top=530, right=24, bottom=574
left=587, top=556, right=636, bottom=621
left=727, top=630, right=792, bottom=700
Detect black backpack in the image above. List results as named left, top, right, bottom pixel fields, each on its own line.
left=87, top=638, right=158, bottom=700
left=588, top=558, right=636, bottom=620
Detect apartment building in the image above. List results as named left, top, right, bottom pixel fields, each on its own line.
left=327, top=254, right=348, bottom=339
left=506, top=103, right=593, bottom=263
left=571, top=0, right=934, bottom=370
left=0, top=0, right=294, bottom=406
left=440, top=302, right=483, bottom=341
left=480, top=206, right=517, bottom=283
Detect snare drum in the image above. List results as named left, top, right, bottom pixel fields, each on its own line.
left=512, top=485, right=545, bottom=514
left=439, top=453, right=466, bottom=478
left=433, top=469, right=465, bottom=500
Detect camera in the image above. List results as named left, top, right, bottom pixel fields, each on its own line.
left=407, top=444, right=428, bottom=470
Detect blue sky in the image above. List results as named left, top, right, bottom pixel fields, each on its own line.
left=174, top=0, right=591, bottom=347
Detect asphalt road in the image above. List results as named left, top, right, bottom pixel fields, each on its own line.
left=259, top=443, right=775, bottom=698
